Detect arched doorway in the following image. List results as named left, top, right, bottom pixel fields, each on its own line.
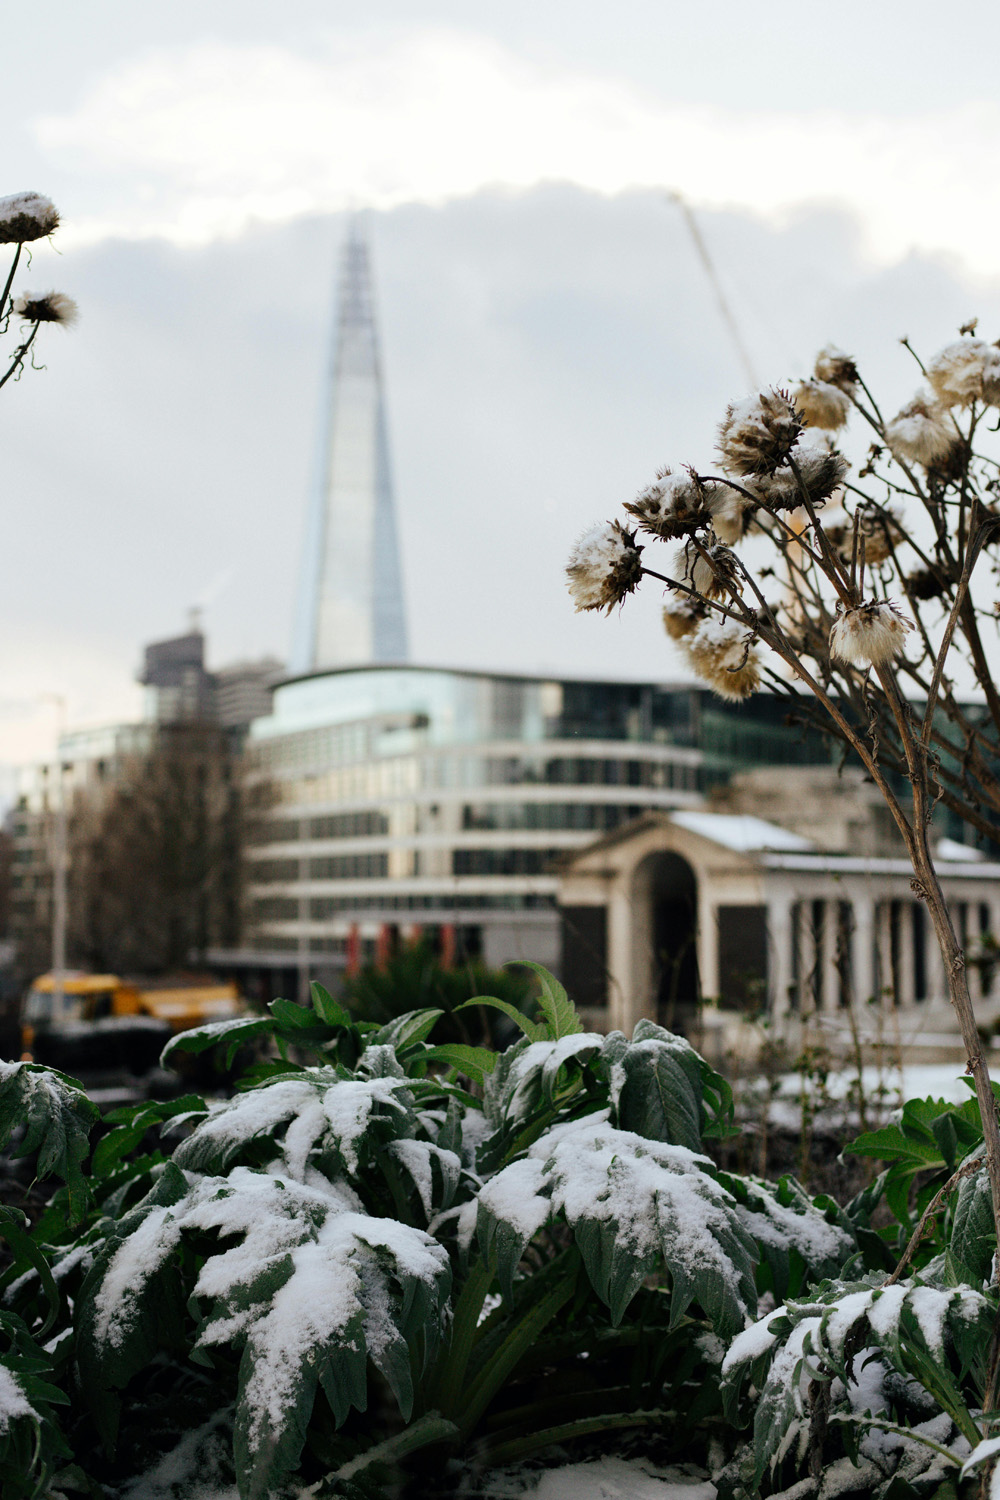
left=632, top=850, right=700, bottom=1034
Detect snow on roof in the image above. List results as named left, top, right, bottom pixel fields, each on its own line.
left=936, top=837, right=987, bottom=862
left=670, top=810, right=814, bottom=853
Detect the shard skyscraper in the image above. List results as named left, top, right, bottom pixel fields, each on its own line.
left=292, top=224, right=408, bottom=673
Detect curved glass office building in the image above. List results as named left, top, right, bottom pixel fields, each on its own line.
left=240, top=663, right=823, bottom=988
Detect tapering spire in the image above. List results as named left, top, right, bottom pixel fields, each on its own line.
left=292, top=222, right=408, bottom=673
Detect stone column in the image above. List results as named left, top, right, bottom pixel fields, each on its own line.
left=796, top=899, right=818, bottom=1015
left=818, top=899, right=839, bottom=1011
left=875, top=901, right=893, bottom=1006
left=852, top=896, right=876, bottom=1006
left=767, top=896, right=794, bottom=1020
left=606, top=890, right=634, bottom=1035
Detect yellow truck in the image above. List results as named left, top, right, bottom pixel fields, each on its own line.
left=21, top=972, right=243, bottom=1080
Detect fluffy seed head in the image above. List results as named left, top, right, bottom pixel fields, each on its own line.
left=673, top=537, right=742, bottom=600
left=14, top=291, right=78, bottom=326
left=926, top=339, right=1000, bottom=408
left=885, top=393, right=958, bottom=468
left=717, top=389, right=803, bottom=477
left=566, top=520, right=643, bottom=613
left=681, top=615, right=761, bottom=701
left=0, top=192, right=59, bottom=244
left=813, top=344, right=858, bottom=389
left=704, top=482, right=750, bottom=545
left=792, top=379, right=851, bottom=431
left=662, top=592, right=705, bottom=641
left=829, top=599, right=913, bottom=668
left=745, top=441, right=848, bottom=512
left=624, top=467, right=709, bottom=539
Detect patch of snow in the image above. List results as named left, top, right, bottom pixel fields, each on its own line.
left=670, top=810, right=813, bottom=853
left=906, top=1286, right=954, bottom=1358
left=492, top=1457, right=715, bottom=1500
left=721, top=1307, right=787, bottom=1373
left=0, top=1365, right=38, bottom=1432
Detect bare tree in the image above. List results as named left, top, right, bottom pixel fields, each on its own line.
left=67, top=722, right=242, bottom=974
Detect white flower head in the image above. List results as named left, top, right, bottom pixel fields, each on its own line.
left=14, top=291, right=78, bottom=327
left=681, top=614, right=761, bottom=701
left=624, top=467, right=708, bottom=539
left=717, top=389, right=803, bottom=478
left=813, top=345, right=858, bottom=390
left=566, top=520, right=643, bottom=613
left=0, top=192, right=58, bottom=245
left=885, top=392, right=959, bottom=469
left=926, top=339, right=1000, bottom=409
left=792, top=379, right=851, bottom=431
left=829, top=599, right=913, bottom=669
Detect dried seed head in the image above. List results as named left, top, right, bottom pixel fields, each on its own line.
left=717, top=389, right=803, bottom=477
left=704, top=482, right=751, bottom=545
left=673, top=537, right=742, bottom=600
left=662, top=592, right=706, bottom=640
left=905, top=567, right=948, bottom=601
left=681, top=615, right=761, bottom=701
left=14, top=291, right=78, bottom=326
left=0, top=192, right=59, bottom=245
left=813, top=344, right=858, bottom=389
left=566, top=520, right=644, bottom=613
left=829, top=599, right=913, bottom=668
left=854, top=502, right=903, bottom=565
left=792, top=379, right=851, bottom=431
left=624, top=467, right=709, bottom=539
left=885, top=392, right=959, bottom=469
left=745, top=441, right=848, bottom=512
left=926, top=339, right=1000, bottom=408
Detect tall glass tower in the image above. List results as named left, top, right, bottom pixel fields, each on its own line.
left=293, top=225, right=408, bottom=672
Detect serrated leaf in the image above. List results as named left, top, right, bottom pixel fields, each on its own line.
left=950, top=1158, right=994, bottom=1283
left=478, top=1118, right=757, bottom=1332
left=172, top=1069, right=417, bottom=1179
left=607, top=1026, right=704, bottom=1151
left=0, top=1207, right=61, bottom=1338
left=0, top=1061, right=98, bottom=1193
left=77, top=1163, right=451, bottom=1500
left=508, top=961, right=583, bottom=1039
left=370, top=1009, right=443, bottom=1052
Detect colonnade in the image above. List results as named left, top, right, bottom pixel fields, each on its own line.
left=760, top=892, right=1000, bottom=1017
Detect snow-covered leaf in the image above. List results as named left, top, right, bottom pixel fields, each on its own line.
left=720, top=1173, right=856, bottom=1297
left=721, top=1274, right=994, bottom=1484
left=171, top=1069, right=417, bottom=1180
left=0, top=1061, right=98, bottom=1193
left=76, top=1162, right=451, bottom=1500
left=478, top=1117, right=757, bottom=1330
left=160, top=1014, right=275, bottom=1070
left=605, top=1025, right=706, bottom=1152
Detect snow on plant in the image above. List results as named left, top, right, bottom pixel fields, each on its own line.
left=565, top=326, right=1000, bottom=1367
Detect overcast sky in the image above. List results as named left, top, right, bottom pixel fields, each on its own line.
left=4, top=1, right=1000, bottom=767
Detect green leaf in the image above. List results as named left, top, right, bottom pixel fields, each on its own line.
left=420, top=1044, right=498, bottom=1086
left=370, top=1008, right=443, bottom=1052
left=606, top=1024, right=704, bottom=1152
left=0, top=1062, right=98, bottom=1193
left=311, top=981, right=352, bottom=1027
left=950, top=1159, right=994, bottom=1283
left=456, top=995, right=546, bottom=1043
left=479, top=1120, right=757, bottom=1333
left=0, top=1207, right=61, bottom=1338
left=509, top=961, right=583, bottom=1039
left=160, top=1013, right=275, bottom=1070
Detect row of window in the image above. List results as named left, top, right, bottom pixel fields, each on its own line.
left=451, top=848, right=563, bottom=876
left=273, top=754, right=698, bottom=807
left=250, top=892, right=556, bottom=924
